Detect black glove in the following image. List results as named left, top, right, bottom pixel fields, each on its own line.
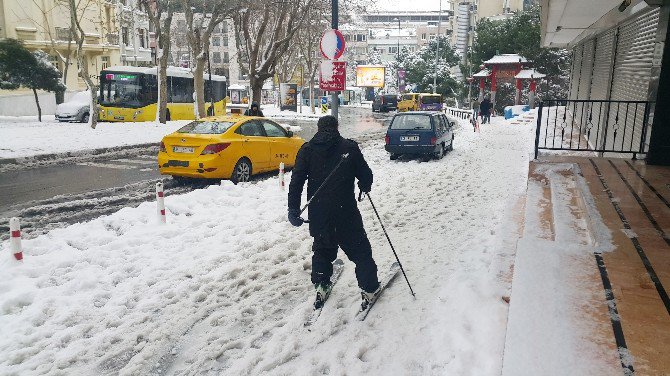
left=288, top=208, right=304, bottom=227
left=357, top=182, right=371, bottom=194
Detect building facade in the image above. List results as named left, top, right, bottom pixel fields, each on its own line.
left=116, top=0, right=152, bottom=66
left=169, top=14, right=240, bottom=86
left=0, top=0, right=122, bottom=91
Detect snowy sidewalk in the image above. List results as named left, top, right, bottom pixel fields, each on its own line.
left=1, top=115, right=536, bottom=375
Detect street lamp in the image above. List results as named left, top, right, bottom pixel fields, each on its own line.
left=393, top=17, right=400, bottom=94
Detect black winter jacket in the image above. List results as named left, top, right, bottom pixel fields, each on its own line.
left=288, top=130, right=373, bottom=237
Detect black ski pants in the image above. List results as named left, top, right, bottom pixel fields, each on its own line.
left=311, top=227, right=379, bottom=293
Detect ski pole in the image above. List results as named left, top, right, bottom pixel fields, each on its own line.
left=364, top=192, right=416, bottom=297
left=299, top=153, right=349, bottom=216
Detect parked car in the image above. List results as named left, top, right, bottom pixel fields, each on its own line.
left=385, top=111, right=454, bottom=161
left=372, top=94, right=398, bottom=112
left=55, top=91, right=91, bottom=123
left=158, top=114, right=305, bottom=183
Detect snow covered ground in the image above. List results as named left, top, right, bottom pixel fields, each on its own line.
left=0, top=118, right=188, bottom=159
left=0, top=115, right=538, bottom=375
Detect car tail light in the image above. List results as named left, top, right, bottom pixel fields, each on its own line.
left=430, top=137, right=437, bottom=145
left=385, top=135, right=390, bottom=145
left=159, top=141, right=166, bottom=152
left=201, top=143, right=231, bottom=155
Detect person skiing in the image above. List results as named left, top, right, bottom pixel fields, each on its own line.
left=288, top=115, right=381, bottom=311
left=244, top=102, right=264, bottom=117
left=480, top=95, right=492, bottom=124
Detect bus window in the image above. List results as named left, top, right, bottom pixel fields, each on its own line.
left=420, top=95, right=441, bottom=104
left=171, top=77, right=193, bottom=103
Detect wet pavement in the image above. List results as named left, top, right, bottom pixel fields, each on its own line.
left=0, top=106, right=392, bottom=239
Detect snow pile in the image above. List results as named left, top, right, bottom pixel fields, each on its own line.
left=0, top=119, right=188, bottom=159
left=1, top=115, right=539, bottom=374
left=263, top=106, right=329, bottom=120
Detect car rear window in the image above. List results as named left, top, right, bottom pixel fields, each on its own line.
left=390, top=115, right=432, bottom=130
left=177, top=121, right=236, bottom=134
left=383, top=95, right=397, bottom=103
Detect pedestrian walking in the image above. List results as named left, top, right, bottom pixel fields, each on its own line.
left=471, top=98, right=480, bottom=122
left=288, top=115, right=381, bottom=311
left=480, top=96, right=492, bottom=124
left=244, top=102, right=264, bottom=117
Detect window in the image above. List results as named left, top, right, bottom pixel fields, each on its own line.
left=355, top=34, right=366, bottom=42
left=429, top=34, right=436, bottom=40
left=223, top=52, right=229, bottom=63
left=390, top=114, right=432, bottom=130
left=236, top=121, right=265, bottom=136
left=122, top=27, right=129, bottom=45
left=139, top=29, right=146, bottom=48
left=177, top=121, right=235, bottom=134
left=222, top=21, right=228, bottom=33
left=389, top=46, right=398, bottom=54
left=261, top=121, right=288, bottom=137
left=212, top=37, right=220, bottom=46
left=169, top=76, right=194, bottom=103
left=101, top=56, right=110, bottom=70
left=212, top=52, right=221, bottom=63
left=421, top=33, right=426, bottom=40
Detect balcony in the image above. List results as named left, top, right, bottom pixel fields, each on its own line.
left=55, top=27, right=72, bottom=41
left=106, top=33, right=119, bottom=45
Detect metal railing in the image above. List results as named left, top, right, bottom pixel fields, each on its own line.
left=445, top=107, right=472, bottom=119
left=534, top=99, right=653, bottom=160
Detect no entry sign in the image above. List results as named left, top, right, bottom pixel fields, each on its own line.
left=320, top=29, right=346, bottom=60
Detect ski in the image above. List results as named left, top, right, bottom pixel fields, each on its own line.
left=304, top=259, right=345, bottom=329
left=355, top=262, right=401, bottom=321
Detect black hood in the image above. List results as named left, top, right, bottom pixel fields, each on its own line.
left=251, top=102, right=259, bottom=108
left=310, top=129, right=342, bottom=155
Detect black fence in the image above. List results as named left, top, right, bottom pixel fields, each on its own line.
left=445, top=107, right=472, bottom=119
left=534, top=99, right=653, bottom=159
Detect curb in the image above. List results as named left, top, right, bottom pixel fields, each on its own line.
left=0, top=143, right=158, bottom=172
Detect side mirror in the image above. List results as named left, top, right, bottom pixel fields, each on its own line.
left=287, top=130, right=294, bottom=137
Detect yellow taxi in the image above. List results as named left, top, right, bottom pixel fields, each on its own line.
left=158, top=114, right=305, bottom=183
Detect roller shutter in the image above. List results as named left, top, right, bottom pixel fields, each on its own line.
left=587, top=29, right=616, bottom=148
left=606, top=7, right=659, bottom=153
left=569, top=44, right=583, bottom=100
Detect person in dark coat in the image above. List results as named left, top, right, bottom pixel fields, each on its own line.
left=244, top=102, right=264, bottom=116
left=288, top=115, right=380, bottom=309
left=480, top=96, right=492, bottom=124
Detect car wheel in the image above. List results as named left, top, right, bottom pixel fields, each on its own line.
left=390, top=153, right=399, bottom=161
left=434, top=144, right=445, bottom=160
left=231, top=158, right=252, bottom=184
left=81, top=112, right=90, bottom=123
left=448, top=136, right=454, bottom=151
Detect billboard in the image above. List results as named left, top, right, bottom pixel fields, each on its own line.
left=279, top=83, right=298, bottom=112
left=356, top=65, right=385, bottom=88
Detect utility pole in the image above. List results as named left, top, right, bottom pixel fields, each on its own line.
left=433, top=0, right=442, bottom=94
left=331, top=0, right=339, bottom=119
left=394, top=18, right=400, bottom=94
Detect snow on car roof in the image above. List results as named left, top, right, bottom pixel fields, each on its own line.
left=103, top=66, right=227, bottom=81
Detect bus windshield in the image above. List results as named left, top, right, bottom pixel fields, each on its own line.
left=420, top=95, right=442, bottom=104
left=100, top=72, right=148, bottom=108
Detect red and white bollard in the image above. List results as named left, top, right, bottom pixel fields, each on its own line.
left=156, top=182, right=166, bottom=224
left=9, top=217, right=23, bottom=261
left=279, top=162, right=285, bottom=190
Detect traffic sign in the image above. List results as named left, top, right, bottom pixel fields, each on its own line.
left=319, top=61, right=346, bottom=91
left=320, top=29, right=346, bottom=60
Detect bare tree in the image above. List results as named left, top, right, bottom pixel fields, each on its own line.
left=68, top=0, right=99, bottom=129
left=180, top=0, right=236, bottom=118
left=232, top=0, right=317, bottom=105
left=294, top=4, right=330, bottom=113
left=142, top=0, right=175, bottom=123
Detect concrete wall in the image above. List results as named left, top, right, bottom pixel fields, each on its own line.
left=0, top=91, right=78, bottom=117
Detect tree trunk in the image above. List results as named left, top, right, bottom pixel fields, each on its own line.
left=32, top=88, right=42, bottom=122
left=194, top=57, right=206, bottom=118
left=309, top=76, right=314, bottom=114
left=250, top=76, right=263, bottom=105
left=158, top=59, right=169, bottom=123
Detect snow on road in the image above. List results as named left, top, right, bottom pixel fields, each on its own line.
left=0, top=115, right=537, bottom=375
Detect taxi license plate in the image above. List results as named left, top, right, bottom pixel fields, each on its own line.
left=400, top=136, right=419, bottom=142
left=173, top=146, right=194, bottom=153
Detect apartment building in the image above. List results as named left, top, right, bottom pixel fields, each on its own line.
left=117, top=0, right=152, bottom=66
left=169, top=15, right=240, bottom=85
left=0, top=0, right=121, bottom=91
